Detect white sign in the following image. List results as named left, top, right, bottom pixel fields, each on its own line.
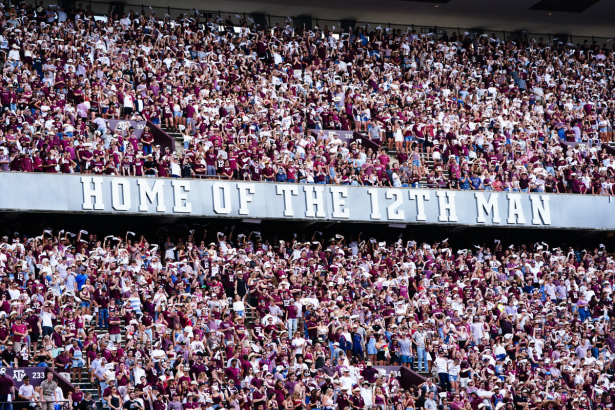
left=0, top=174, right=612, bottom=229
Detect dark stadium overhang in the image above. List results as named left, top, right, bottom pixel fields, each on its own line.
left=129, top=0, right=615, bottom=38
left=0, top=212, right=612, bottom=251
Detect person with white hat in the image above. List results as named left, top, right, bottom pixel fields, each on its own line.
left=7, top=44, right=20, bottom=61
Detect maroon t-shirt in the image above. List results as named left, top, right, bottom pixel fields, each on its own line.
left=225, top=367, right=241, bottom=385
left=43, top=158, right=57, bottom=173
left=108, top=315, right=121, bottom=335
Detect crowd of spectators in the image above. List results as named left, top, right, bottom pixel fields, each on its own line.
left=0, top=3, right=615, bottom=410
left=0, top=3, right=612, bottom=193
left=0, top=226, right=613, bottom=410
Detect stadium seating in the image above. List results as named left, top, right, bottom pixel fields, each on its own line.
left=0, top=7, right=613, bottom=195
left=0, top=6, right=613, bottom=410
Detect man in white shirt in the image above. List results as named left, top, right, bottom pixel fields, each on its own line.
left=469, top=317, right=485, bottom=345
left=348, top=364, right=361, bottom=384
left=150, top=343, right=167, bottom=364
left=291, top=335, right=305, bottom=357
left=291, top=357, right=308, bottom=374
left=339, top=368, right=354, bottom=391
left=133, top=362, right=146, bottom=382
left=57, top=7, right=67, bottom=22
left=170, top=158, right=181, bottom=177
left=528, top=340, right=543, bottom=360
left=18, top=376, right=35, bottom=405
left=40, top=305, right=56, bottom=336
left=293, top=297, right=303, bottom=323
left=451, top=295, right=465, bottom=314
left=8, top=44, right=20, bottom=61
left=53, top=385, right=65, bottom=407
left=360, top=380, right=373, bottom=406
left=327, top=133, right=343, bottom=153
left=123, top=91, right=134, bottom=119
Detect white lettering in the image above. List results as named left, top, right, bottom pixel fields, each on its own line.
left=137, top=179, right=166, bottom=212
left=409, top=190, right=429, bottom=221
left=276, top=185, right=298, bottom=217
left=437, top=191, right=458, bottom=222
left=212, top=182, right=231, bottom=214
left=507, top=194, right=526, bottom=224
left=475, top=193, right=501, bottom=223
left=386, top=189, right=405, bottom=220
left=304, top=186, right=326, bottom=218
left=530, top=195, right=551, bottom=225
left=111, top=178, right=131, bottom=211
left=172, top=180, right=192, bottom=213
left=367, top=189, right=381, bottom=220
left=81, top=177, right=105, bottom=210
left=329, top=187, right=350, bottom=219
left=237, top=183, right=256, bottom=215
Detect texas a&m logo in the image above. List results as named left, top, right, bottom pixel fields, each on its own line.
left=12, top=370, right=25, bottom=382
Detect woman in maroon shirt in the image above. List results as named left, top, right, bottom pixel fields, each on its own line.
left=60, top=151, right=76, bottom=173
left=519, top=172, right=530, bottom=192
left=42, top=152, right=58, bottom=173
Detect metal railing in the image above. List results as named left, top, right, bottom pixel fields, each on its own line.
left=0, top=400, right=71, bottom=410
left=58, top=0, right=613, bottom=45
left=0, top=401, right=71, bottom=403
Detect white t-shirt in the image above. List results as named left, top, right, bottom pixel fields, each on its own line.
left=123, top=95, right=134, bottom=108
left=291, top=338, right=306, bottom=355
left=8, top=288, right=20, bottom=300
left=40, top=311, right=55, bottom=327
left=133, top=366, right=146, bottom=382
left=18, top=384, right=34, bottom=401
left=233, top=301, right=245, bottom=312
left=435, top=357, right=448, bottom=373
left=339, top=375, right=353, bottom=391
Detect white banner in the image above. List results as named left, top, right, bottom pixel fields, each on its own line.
left=0, top=173, right=612, bottom=229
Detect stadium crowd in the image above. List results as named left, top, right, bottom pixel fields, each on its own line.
left=0, top=226, right=613, bottom=410
left=0, top=3, right=613, bottom=193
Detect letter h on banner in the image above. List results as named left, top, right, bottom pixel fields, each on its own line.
left=304, top=186, right=325, bottom=218
left=81, top=176, right=105, bottom=210
left=437, top=191, right=458, bottom=222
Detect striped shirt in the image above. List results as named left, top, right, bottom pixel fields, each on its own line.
left=129, top=297, right=142, bottom=313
